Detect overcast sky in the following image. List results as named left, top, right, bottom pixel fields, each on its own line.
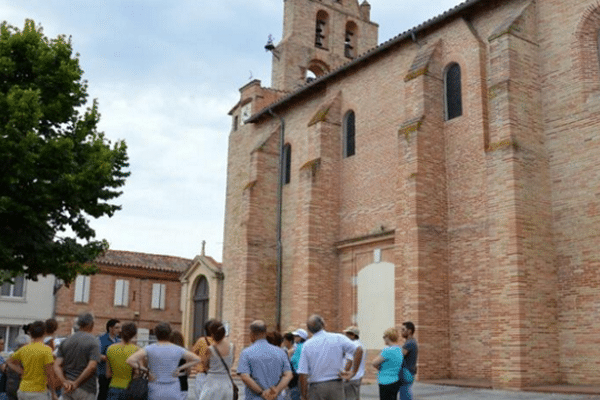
left=1, top=0, right=464, bottom=262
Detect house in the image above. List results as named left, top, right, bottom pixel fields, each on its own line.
left=222, top=0, right=600, bottom=390
left=54, top=250, right=193, bottom=341
left=0, top=274, right=56, bottom=352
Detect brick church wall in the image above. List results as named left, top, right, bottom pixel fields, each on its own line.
left=223, top=0, right=600, bottom=388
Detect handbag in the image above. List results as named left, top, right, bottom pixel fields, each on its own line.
left=125, top=368, right=149, bottom=400
left=212, top=345, right=239, bottom=400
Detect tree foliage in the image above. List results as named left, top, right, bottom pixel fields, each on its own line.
left=0, top=20, right=130, bottom=284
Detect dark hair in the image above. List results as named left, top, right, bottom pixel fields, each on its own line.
left=154, top=322, right=172, bottom=341
left=307, top=315, right=324, bottom=334
left=204, top=319, right=217, bottom=337
left=283, top=332, right=295, bottom=342
left=29, top=320, right=46, bottom=339
left=403, top=321, right=415, bottom=335
left=77, top=313, right=94, bottom=329
left=211, top=321, right=226, bottom=342
left=170, top=330, right=185, bottom=347
left=121, top=322, right=137, bottom=342
left=249, top=320, right=267, bottom=335
left=106, top=319, right=120, bottom=333
left=266, top=331, right=283, bottom=347
left=45, top=319, right=58, bottom=335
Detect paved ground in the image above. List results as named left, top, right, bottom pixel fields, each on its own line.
left=190, top=380, right=600, bottom=400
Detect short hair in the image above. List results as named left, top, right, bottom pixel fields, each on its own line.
left=266, top=331, right=283, bottom=347
left=169, top=330, right=185, bottom=347
left=283, top=332, right=295, bottom=342
left=29, top=321, right=46, bottom=339
left=403, top=321, right=416, bottom=335
left=106, top=319, right=120, bottom=333
left=154, top=322, right=172, bottom=341
left=204, top=319, right=217, bottom=337
left=120, top=322, right=137, bottom=342
left=249, top=320, right=267, bottom=335
left=45, top=319, right=58, bottom=335
left=77, top=313, right=94, bottom=329
left=383, top=327, right=399, bottom=342
left=212, top=321, right=226, bottom=342
left=306, top=315, right=324, bottom=334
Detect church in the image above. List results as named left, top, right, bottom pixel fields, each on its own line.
left=222, top=0, right=600, bottom=389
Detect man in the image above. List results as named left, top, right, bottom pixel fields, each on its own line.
left=54, top=313, right=101, bottom=400
left=237, top=320, right=293, bottom=400
left=297, top=315, right=363, bottom=400
left=191, top=319, right=216, bottom=398
left=341, top=326, right=365, bottom=400
left=399, top=321, right=418, bottom=400
left=7, top=321, right=56, bottom=400
left=97, top=319, right=120, bottom=400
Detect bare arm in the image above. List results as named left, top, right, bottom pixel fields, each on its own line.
left=271, top=370, right=293, bottom=397
left=6, top=357, right=23, bottom=375
left=239, top=373, right=265, bottom=396
left=371, top=353, right=385, bottom=370
left=126, top=348, right=148, bottom=371
left=71, top=360, right=98, bottom=390
left=53, top=358, right=70, bottom=390
left=173, top=350, right=200, bottom=377
left=299, top=373, right=309, bottom=400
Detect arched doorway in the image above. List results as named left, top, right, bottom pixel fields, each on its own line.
left=193, top=276, right=209, bottom=341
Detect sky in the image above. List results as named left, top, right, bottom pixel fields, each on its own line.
left=1, top=0, right=464, bottom=262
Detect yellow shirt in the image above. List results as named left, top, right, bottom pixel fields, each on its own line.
left=11, top=342, right=54, bottom=392
left=106, top=343, right=139, bottom=389
left=191, top=336, right=214, bottom=374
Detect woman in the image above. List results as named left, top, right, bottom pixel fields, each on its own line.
left=106, top=322, right=139, bottom=400
left=372, top=327, right=403, bottom=400
left=127, top=322, right=200, bottom=400
left=197, top=321, right=235, bottom=400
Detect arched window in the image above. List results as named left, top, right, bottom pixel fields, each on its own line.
left=315, top=11, right=329, bottom=48
left=343, top=111, right=356, bottom=158
left=283, top=143, right=292, bottom=184
left=345, top=21, right=358, bottom=58
left=445, top=63, right=462, bottom=120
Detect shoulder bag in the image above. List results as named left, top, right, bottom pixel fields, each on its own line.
left=125, top=368, right=149, bottom=400
left=212, top=345, right=239, bottom=400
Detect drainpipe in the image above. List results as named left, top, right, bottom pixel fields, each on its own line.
left=268, top=108, right=285, bottom=331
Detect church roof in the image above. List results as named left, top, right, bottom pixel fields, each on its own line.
left=248, top=0, right=482, bottom=123
left=96, top=250, right=194, bottom=273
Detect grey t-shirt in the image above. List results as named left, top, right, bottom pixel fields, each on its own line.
left=56, top=331, right=102, bottom=394
left=402, top=339, right=418, bottom=375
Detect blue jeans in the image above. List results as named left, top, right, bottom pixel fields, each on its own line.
left=106, top=387, right=126, bottom=400
left=288, top=386, right=301, bottom=400
left=398, top=383, right=413, bottom=400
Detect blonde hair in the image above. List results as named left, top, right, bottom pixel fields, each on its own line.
left=383, top=327, right=399, bottom=342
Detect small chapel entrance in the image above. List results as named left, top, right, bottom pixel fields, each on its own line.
left=193, top=276, right=209, bottom=340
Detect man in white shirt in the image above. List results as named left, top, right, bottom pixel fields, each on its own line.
left=341, top=326, right=365, bottom=400
left=297, top=315, right=363, bottom=400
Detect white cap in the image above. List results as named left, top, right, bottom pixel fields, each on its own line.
left=292, top=328, right=308, bottom=340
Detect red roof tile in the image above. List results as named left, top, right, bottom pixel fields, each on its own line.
left=96, top=250, right=194, bottom=273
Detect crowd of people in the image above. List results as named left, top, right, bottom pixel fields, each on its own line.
left=0, top=313, right=418, bottom=400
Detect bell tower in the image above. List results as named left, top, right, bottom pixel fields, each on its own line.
left=270, top=0, right=378, bottom=92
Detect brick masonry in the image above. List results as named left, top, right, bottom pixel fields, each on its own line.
left=222, top=0, right=600, bottom=389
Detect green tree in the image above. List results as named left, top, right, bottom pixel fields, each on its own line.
left=0, top=20, right=130, bottom=284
